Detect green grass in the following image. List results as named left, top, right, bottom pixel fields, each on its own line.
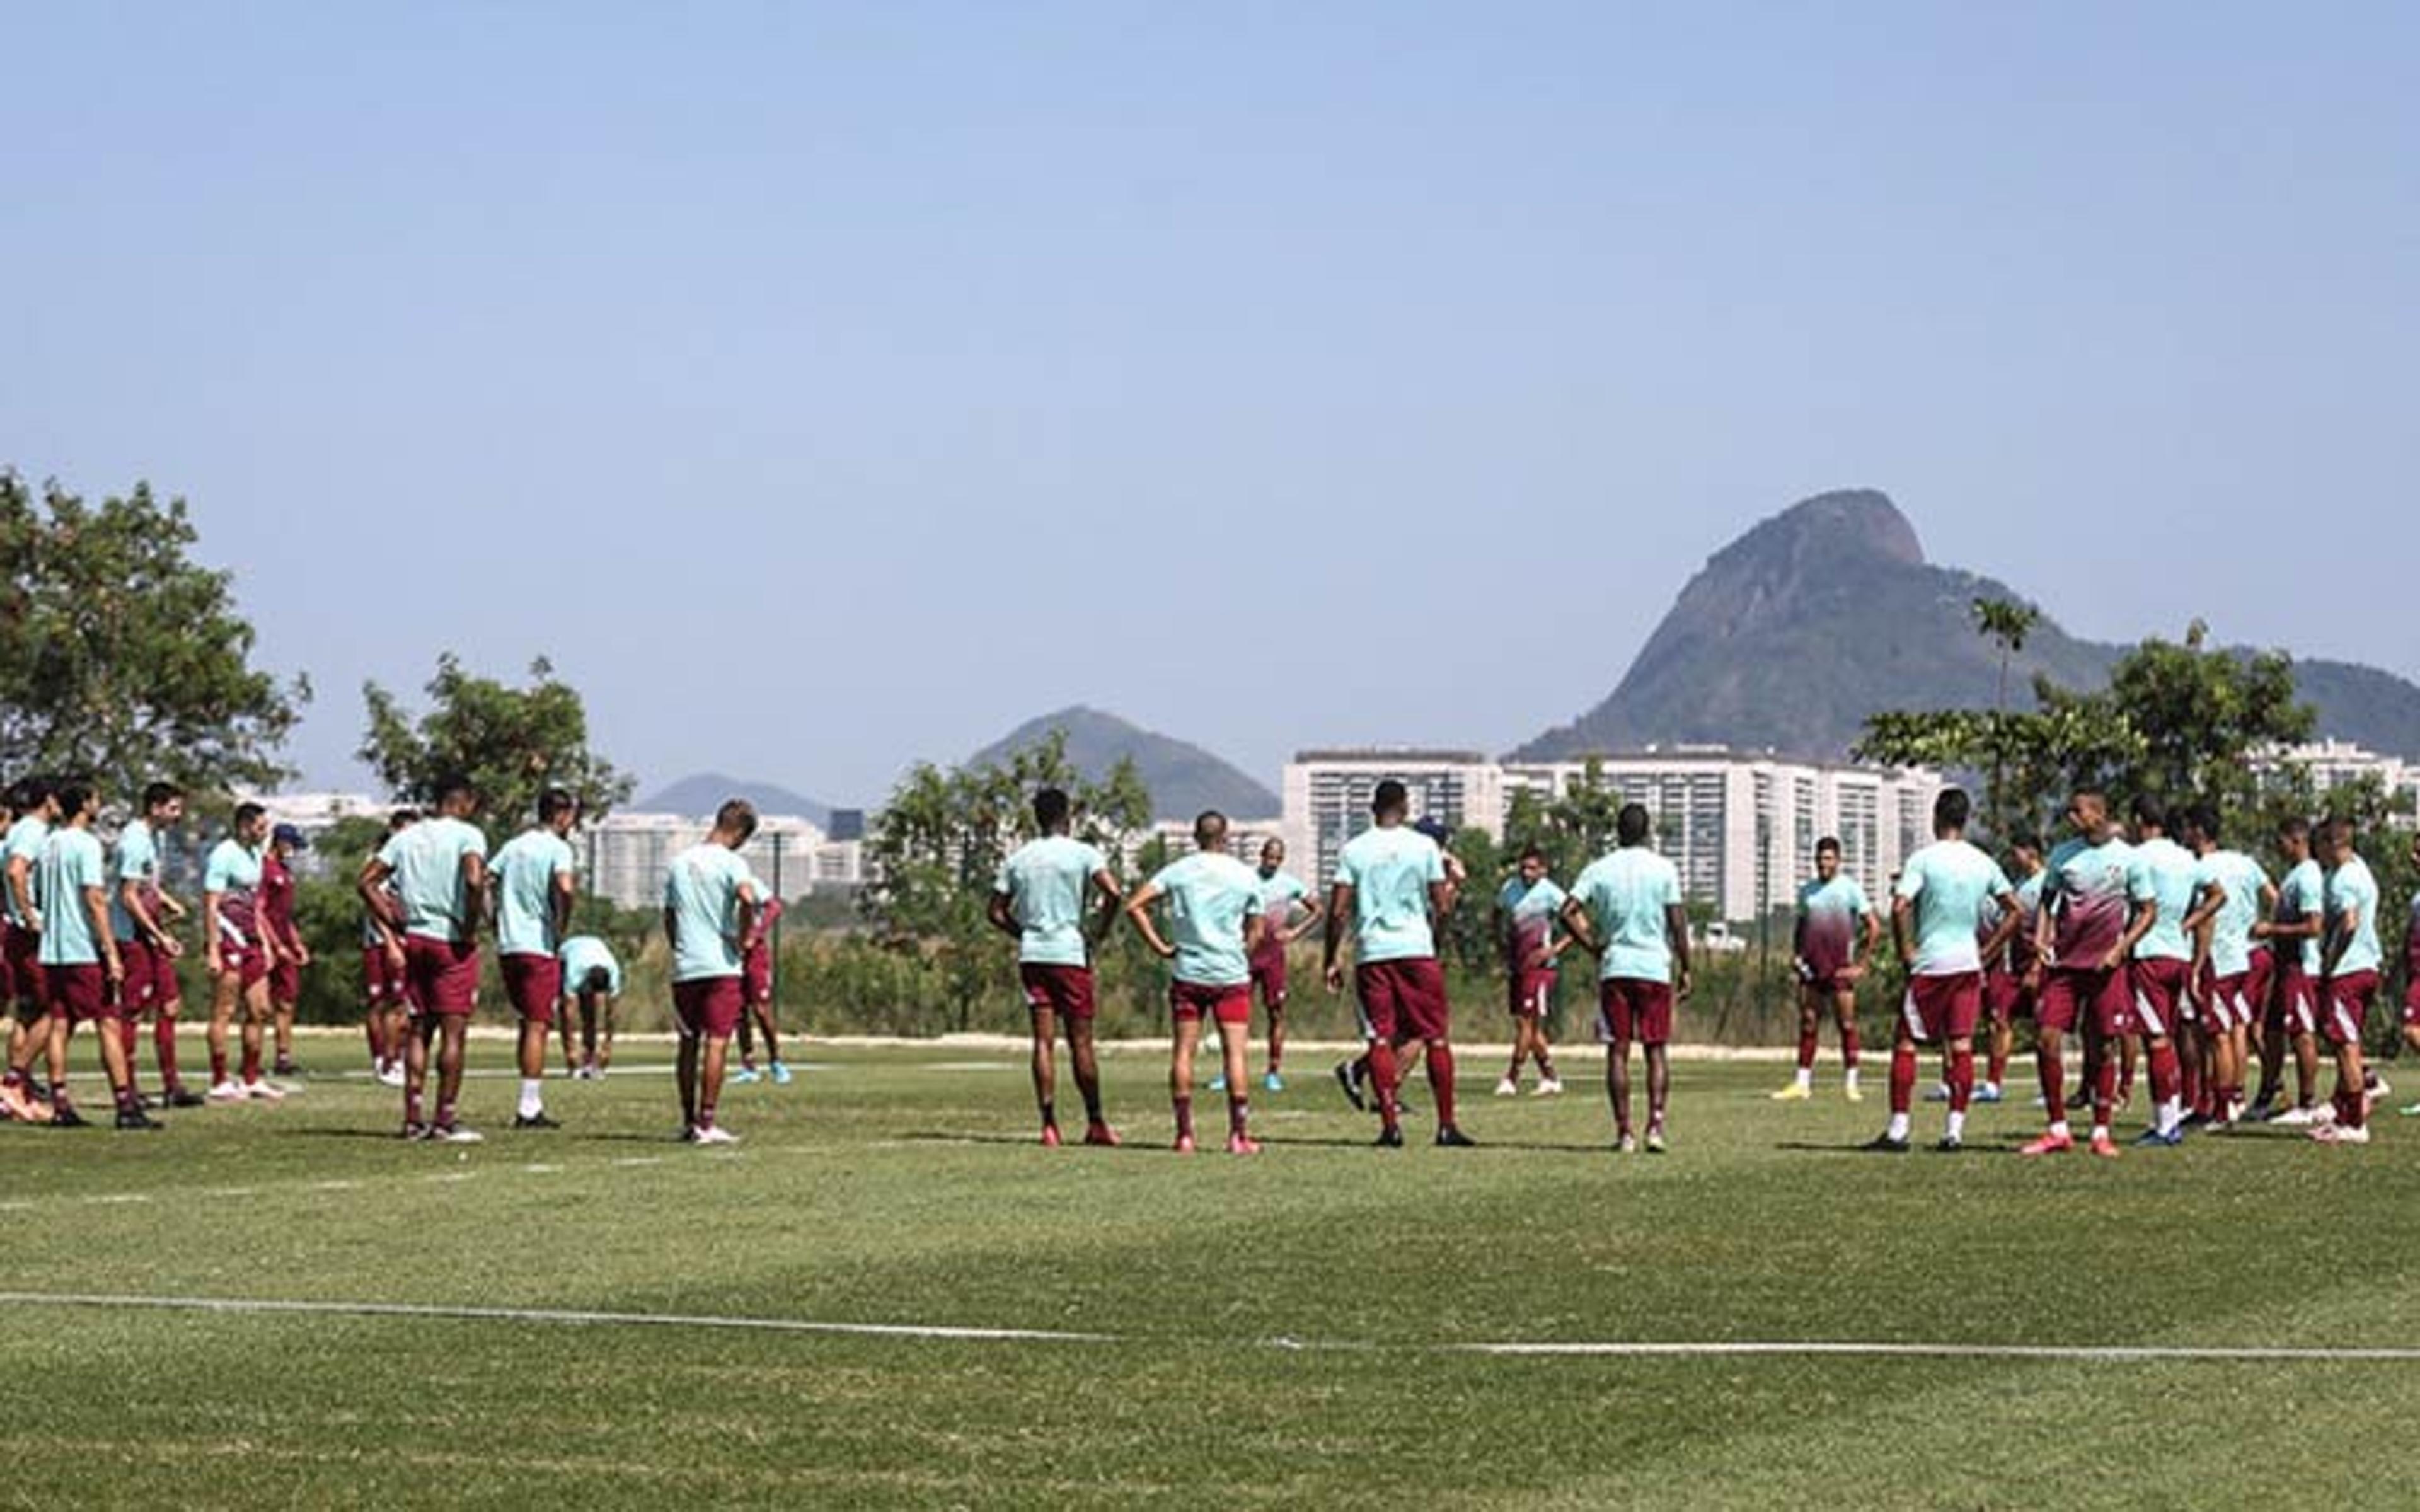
left=6, top=1033, right=2420, bottom=1509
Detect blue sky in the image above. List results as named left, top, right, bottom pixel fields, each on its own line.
left=6, top=3, right=2414, bottom=806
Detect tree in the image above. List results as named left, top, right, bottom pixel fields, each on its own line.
left=1971, top=597, right=2043, bottom=839
left=0, top=471, right=308, bottom=800
left=357, top=654, right=633, bottom=829
left=858, top=729, right=1151, bottom=1028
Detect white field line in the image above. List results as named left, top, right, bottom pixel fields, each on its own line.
left=1, top=1289, right=2417, bottom=1363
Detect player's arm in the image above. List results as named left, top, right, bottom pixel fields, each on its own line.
left=459, top=849, right=489, bottom=944
left=1666, top=902, right=1693, bottom=999
left=1980, top=890, right=2023, bottom=968
left=1321, top=881, right=1355, bottom=992
left=2179, top=879, right=2226, bottom=937
left=2321, top=896, right=2360, bottom=978
left=1120, top=880, right=1175, bottom=960
left=1427, top=877, right=1456, bottom=927
left=734, top=878, right=759, bottom=956
left=1890, top=895, right=1917, bottom=969
left=2108, top=897, right=2158, bottom=970
left=662, top=904, right=679, bottom=957
left=1085, top=865, right=1124, bottom=945
left=986, top=885, right=1021, bottom=941
left=1558, top=896, right=1603, bottom=957
left=1286, top=889, right=1322, bottom=943
left=1242, top=907, right=1266, bottom=958
left=550, top=864, right=576, bottom=944
left=81, top=869, right=122, bottom=981
left=6, top=850, right=38, bottom=931
left=202, top=886, right=226, bottom=973
left=120, top=876, right=168, bottom=949
left=1850, top=903, right=1882, bottom=976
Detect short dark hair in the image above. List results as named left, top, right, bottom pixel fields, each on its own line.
left=1616, top=803, right=1652, bottom=846
left=1194, top=811, right=1228, bottom=850
left=2131, top=793, right=2167, bottom=830
left=142, top=781, right=183, bottom=811
left=1032, top=787, right=1071, bottom=830
left=2278, top=815, right=2310, bottom=841
left=234, top=801, right=267, bottom=828
left=2185, top=803, right=2221, bottom=844
left=582, top=966, right=613, bottom=995
left=55, top=780, right=93, bottom=817
left=8, top=776, right=52, bottom=811
left=538, top=787, right=579, bottom=823
left=2320, top=816, right=2355, bottom=847
left=1519, top=844, right=1547, bottom=864
left=715, top=798, right=759, bottom=842
left=1935, top=788, right=1971, bottom=831
left=2010, top=828, right=2042, bottom=854
left=1372, top=780, right=1409, bottom=818
left=433, top=774, right=475, bottom=806
left=1814, top=835, right=1841, bottom=858
left=388, top=808, right=420, bottom=832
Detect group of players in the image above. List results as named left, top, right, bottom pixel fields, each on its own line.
left=995, top=777, right=2419, bottom=1158
left=0, top=773, right=799, bottom=1143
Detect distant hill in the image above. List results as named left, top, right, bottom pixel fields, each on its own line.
left=1514, top=488, right=2420, bottom=762
left=635, top=772, right=830, bottom=824
left=970, top=706, right=1280, bottom=820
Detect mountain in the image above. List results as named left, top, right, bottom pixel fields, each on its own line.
left=635, top=772, right=831, bottom=824
left=969, top=706, right=1280, bottom=820
left=1514, top=488, right=2420, bottom=762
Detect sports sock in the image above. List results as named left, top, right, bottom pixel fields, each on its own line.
left=1949, top=1046, right=1976, bottom=1114
left=2093, top=1053, right=2118, bottom=1127
left=1841, top=1024, right=1862, bottom=1072
left=436, top=1098, right=456, bottom=1129
left=1426, top=1043, right=1458, bottom=1129
left=1886, top=1111, right=1911, bottom=1141
left=1889, top=1044, right=1916, bottom=1116
left=114, top=1080, right=139, bottom=1115
left=404, top=1088, right=423, bottom=1125
left=209, top=1045, right=228, bottom=1086
left=156, top=1017, right=181, bottom=1087
left=1228, top=1093, right=1248, bottom=1137
left=2181, top=1049, right=2204, bottom=1114
left=1079, top=1082, right=1104, bottom=1125
left=1793, top=1066, right=1813, bottom=1091
left=2037, top=1045, right=2065, bottom=1118
left=1538, top=1055, right=1557, bottom=1082
left=1945, top=1108, right=1967, bottom=1142
left=517, top=1078, right=543, bottom=1118
left=1368, top=1041, right=1401, bottom=1133
left=1039, top=1099, right=1056, bottom=1130
left=1795, top=1025, right=1818, bottom=1073
left=1173, top=1094, right=1194, bottom=1142
left=240, top=1041, right=261, bottom=1083
left=2148, top=1041, right=2181, bottom=1113
left=2157, top=1096, right=2181, bottom=1135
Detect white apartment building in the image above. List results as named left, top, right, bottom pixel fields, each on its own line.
left=1282, top=747, right=1943, bottom=922
left=2279, top=740, right=2420, bottom=820
left=582, top=811, right=867, bottom=909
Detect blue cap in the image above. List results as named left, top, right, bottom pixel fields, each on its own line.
left=271, top=823, right=309, bottom=850
left=1411, top=816, right=1452, bottom=844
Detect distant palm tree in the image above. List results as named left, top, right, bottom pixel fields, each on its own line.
left=1971, top=597, right=2042, bottom=838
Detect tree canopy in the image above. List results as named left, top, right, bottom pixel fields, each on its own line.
left=358, top=654, right=633, bottom=830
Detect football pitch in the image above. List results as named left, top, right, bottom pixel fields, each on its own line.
left=8, top=1036, right=2420, bottom=1509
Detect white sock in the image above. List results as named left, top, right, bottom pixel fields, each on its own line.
left=518, top=1078, right=543, bottom=1118
left=1982, top=1081, right=2000, bottom=1097
left=1946, top=1109, right=1966, bottom=1142
left=1795, top=1067, right=1813, bottom=1091
left=1886, top=1112, right=1910, bottom=1141
left=2049, top=1119, right=2072, bottom=1139
left=1841, top=1067, right=1857, bottom=1091
left=2090, top=1123, right=2110, bottom=1143
left=2158, top=1096, right=2181, bottom=1135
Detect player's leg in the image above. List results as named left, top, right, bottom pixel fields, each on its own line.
left=1216, top=996, right=1257, bottom=1152
left=238, top=970, right=275, bottom=1096
left=1831, top=985, right=1864, bottom=1099
left=1640, top=982, right=1674, bottom=1149
left=734, top=994, right=757, bottom=1076
left=1532, top=993, right=1562, bottom=1094
left=754, top=995, right=786, bottom=1083
left=557, top=991, right=580, bottom=1076
left=1501, top=999, right=1529, bottom=1097
left=1417, top=961, right=1466, bottom=1145
left=1064, top=1006, right=1114, bottom=1145
left=596, top=993, right=617, bottom=1070
left=1261, top=973, right=1286, bottom=1091
left=674, top=987, right=701, bottom=1133
left=1027, top=999, right=1061, bottom=1143
left=1877, top=984, right=1924, bottom=1150
left=205, top=961, right=242, bottom=1099
left=686, top=978, right=741, bottom=1142
left=1777, top=980, right=1822, bottom=1099
left=1168, top=997, right=1201, bottom=1151
left=401, top=1012, right=437, bottom=1135
left=515, top=1005, right=555, bottom=1129
left=272, top=970, right=298, bottom=1077
left=1644, top=1043, right=1671, bottom=1150
left=1360, top=970, right=1404, bottom=1144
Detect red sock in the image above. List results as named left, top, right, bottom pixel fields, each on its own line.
left=1889, top=1044, right=1916, bottom=1115
left=1949, top=1047, right=1976, bottom=1113
left=241, top=1041, right=262, bottom=1082
left=2037, top=1046, right=2064, bottom=1120
left=2181, top=1048, right=2204, bottom=1113
left=1368, top=1042, right=1401, bottom=1132
left=1796, top=1024, right=1819, bottom=1072
left=1426, top=1044, right=1458, bottom=1129
left=1228, top=1094, right=1248, bottom=1137
left=2094, top=1055, right=2118, bottom=1126
left=2148, top=1041, right=2180, bottom=1106
left=1173, top=1095, right=1194, bottom=1142
left=2341, top=1084, right=2367, bottom=1130
left=1840, top=1025, right=1862, bottom=1072
left=156, top=1017, right=181, bottom=1087
left=209, top=1045, right=228, bottom=1086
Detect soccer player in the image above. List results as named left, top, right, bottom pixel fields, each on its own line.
left=2309, top=818, right=2382, bottom=1145
left=1979, top=832, right=2046, bottom=1102
left=1242, top=837, right=1317, bottom=1093
left=556, top=933, right=622, bottom=1078
left=202, top=801, right=285, bottom=1104
left=489, top=787, right=579, bottom=1128
left=2179, top=803, right=2273, bottom=1129
left=1495, top=845, right=1569, bottom=1097
left=734, top=888, right=790, bottom=1085
left=2020, top=789, right=2151, bottom=1159
left=359, top=777, right=488, bottom=1142
left=1869, top=789, right=2019, bottom=1153
left=2402, top=834, right=2420, bottom=1117
left=3, top=777, right=65, bottom=1121
left=989, top=787, right=1124, bottom=1147
left=2124, top=796, right=2199, bottom=1147
left=1773, top=836, right=1876, bottom=1102
left=1123, top=810, right=1265, bottom=1154
left=2252, top=817, right=2326, bottom=1123
left=111, top=781, right=202, bottom=1108
left=1560, top=801, right=1691, bottom=1154
left=362, top=808, right=418, bottom=1087
left=37, top=782, right=154, bottom=1128
left=664, top=799, right=759, bottom=1143
left=262, top=823, right=313, bottom=1078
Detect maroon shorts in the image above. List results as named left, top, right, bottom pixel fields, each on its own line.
left=217, top=940, right=270, bottom=989
left=2245, top=947, right=2274, bottom=1022
left=744, top=948, right=772, bottom=1006
left=2273, top=965, right=2317, bottom=1038
left=1983, top=968, right=2026, bottom=1026
left=403, top=937, right=478, bottom=1017
left=1799, top=973, right=1854, bottom=999
left=1170, top=980, right=1251, bottom=1026
left=1248, top=950, right=1288, bottom=1004
left=503, top=953, right=562, bottom=1024
left=2206, top=973, right=2255, bottom=1034
left=2037, top=965, right=2129, bottom=1038
left=672, top=975, right=744, bottom=1038
left=46, top=962, right=112, bottom=1023
left=116, top=939, right=160, bottom=1013
left=2321, top=971, right=2377, bottom=1048
left=269, top=957, right=301, bottom=1004
left=1508, top=969, right=1557, bottom=1019
left=362, top=945, right=406, bottom=1007
left=1901, top=971, right=1983, bottom=1045
left=1019, top=963, right=1096, bottom=1020
left=2131, top=957, right=2189, bottom=1038
left=3, top=927, right=41, bottom=1010
left=1598, top=976, right=1674, bottom=1046
left=1356, top=958, right=1449, bottom=1043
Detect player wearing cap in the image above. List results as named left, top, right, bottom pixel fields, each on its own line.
left=1238, top=837, right=1317, bottom=1094
left=1773, top=836, right=1876, bottom=1103
left=2252, top=818, right=2326, bottom=1123
left=1561, top=802, right=1691, bottom=1153
left=111, top=782, right=201, bottom=1108
left=664, top=799, right=760, bottom=1143
left=2310, top=818, right=2382, bottom=1145
left=1322, top=786, right=1470, bottom=1148
left=556, top=933, right=622, bottom=1078
left=488, top=787, right=579, bottom=1128
left=359, top=777, right=488, bottom=1142
left=1495, top=845, right=1569, bottom=1097
left=1124, top=811, right=1266, bottom=1154
left=2124, top=796, right=2199, bottom=1147
left=990, top=786, right=1124, bottom=1148
left=734, top=888, right=790, bottom=1086
left=35, top=782, right=155, bottom=1128
left=2020, top=789, right=2152, bottom=1159
left=1869, top=789, right=2019, bottom=1153
left=203, top=801, right=285, bottom=1104
left=2177, top=803, right=2273, bottom=1129
left=361, top=809, right=418, bottom=1087
left=2, top=777, right=65, bottom=1122
left=1978, top=833, right=2046, bottom=1103
left=262, top=822, right=313, bottom=1078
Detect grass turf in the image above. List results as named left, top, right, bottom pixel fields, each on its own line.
left=5, top=1034, right=2419, bottom=1508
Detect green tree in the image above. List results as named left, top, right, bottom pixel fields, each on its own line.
left=0, top=471, right=308, bottom=799
left=357, top=654, right=634, bottom=828
left=858, top=729, right=1151, bottom=1028
left=1971, top=596, right=2043, bottom=838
